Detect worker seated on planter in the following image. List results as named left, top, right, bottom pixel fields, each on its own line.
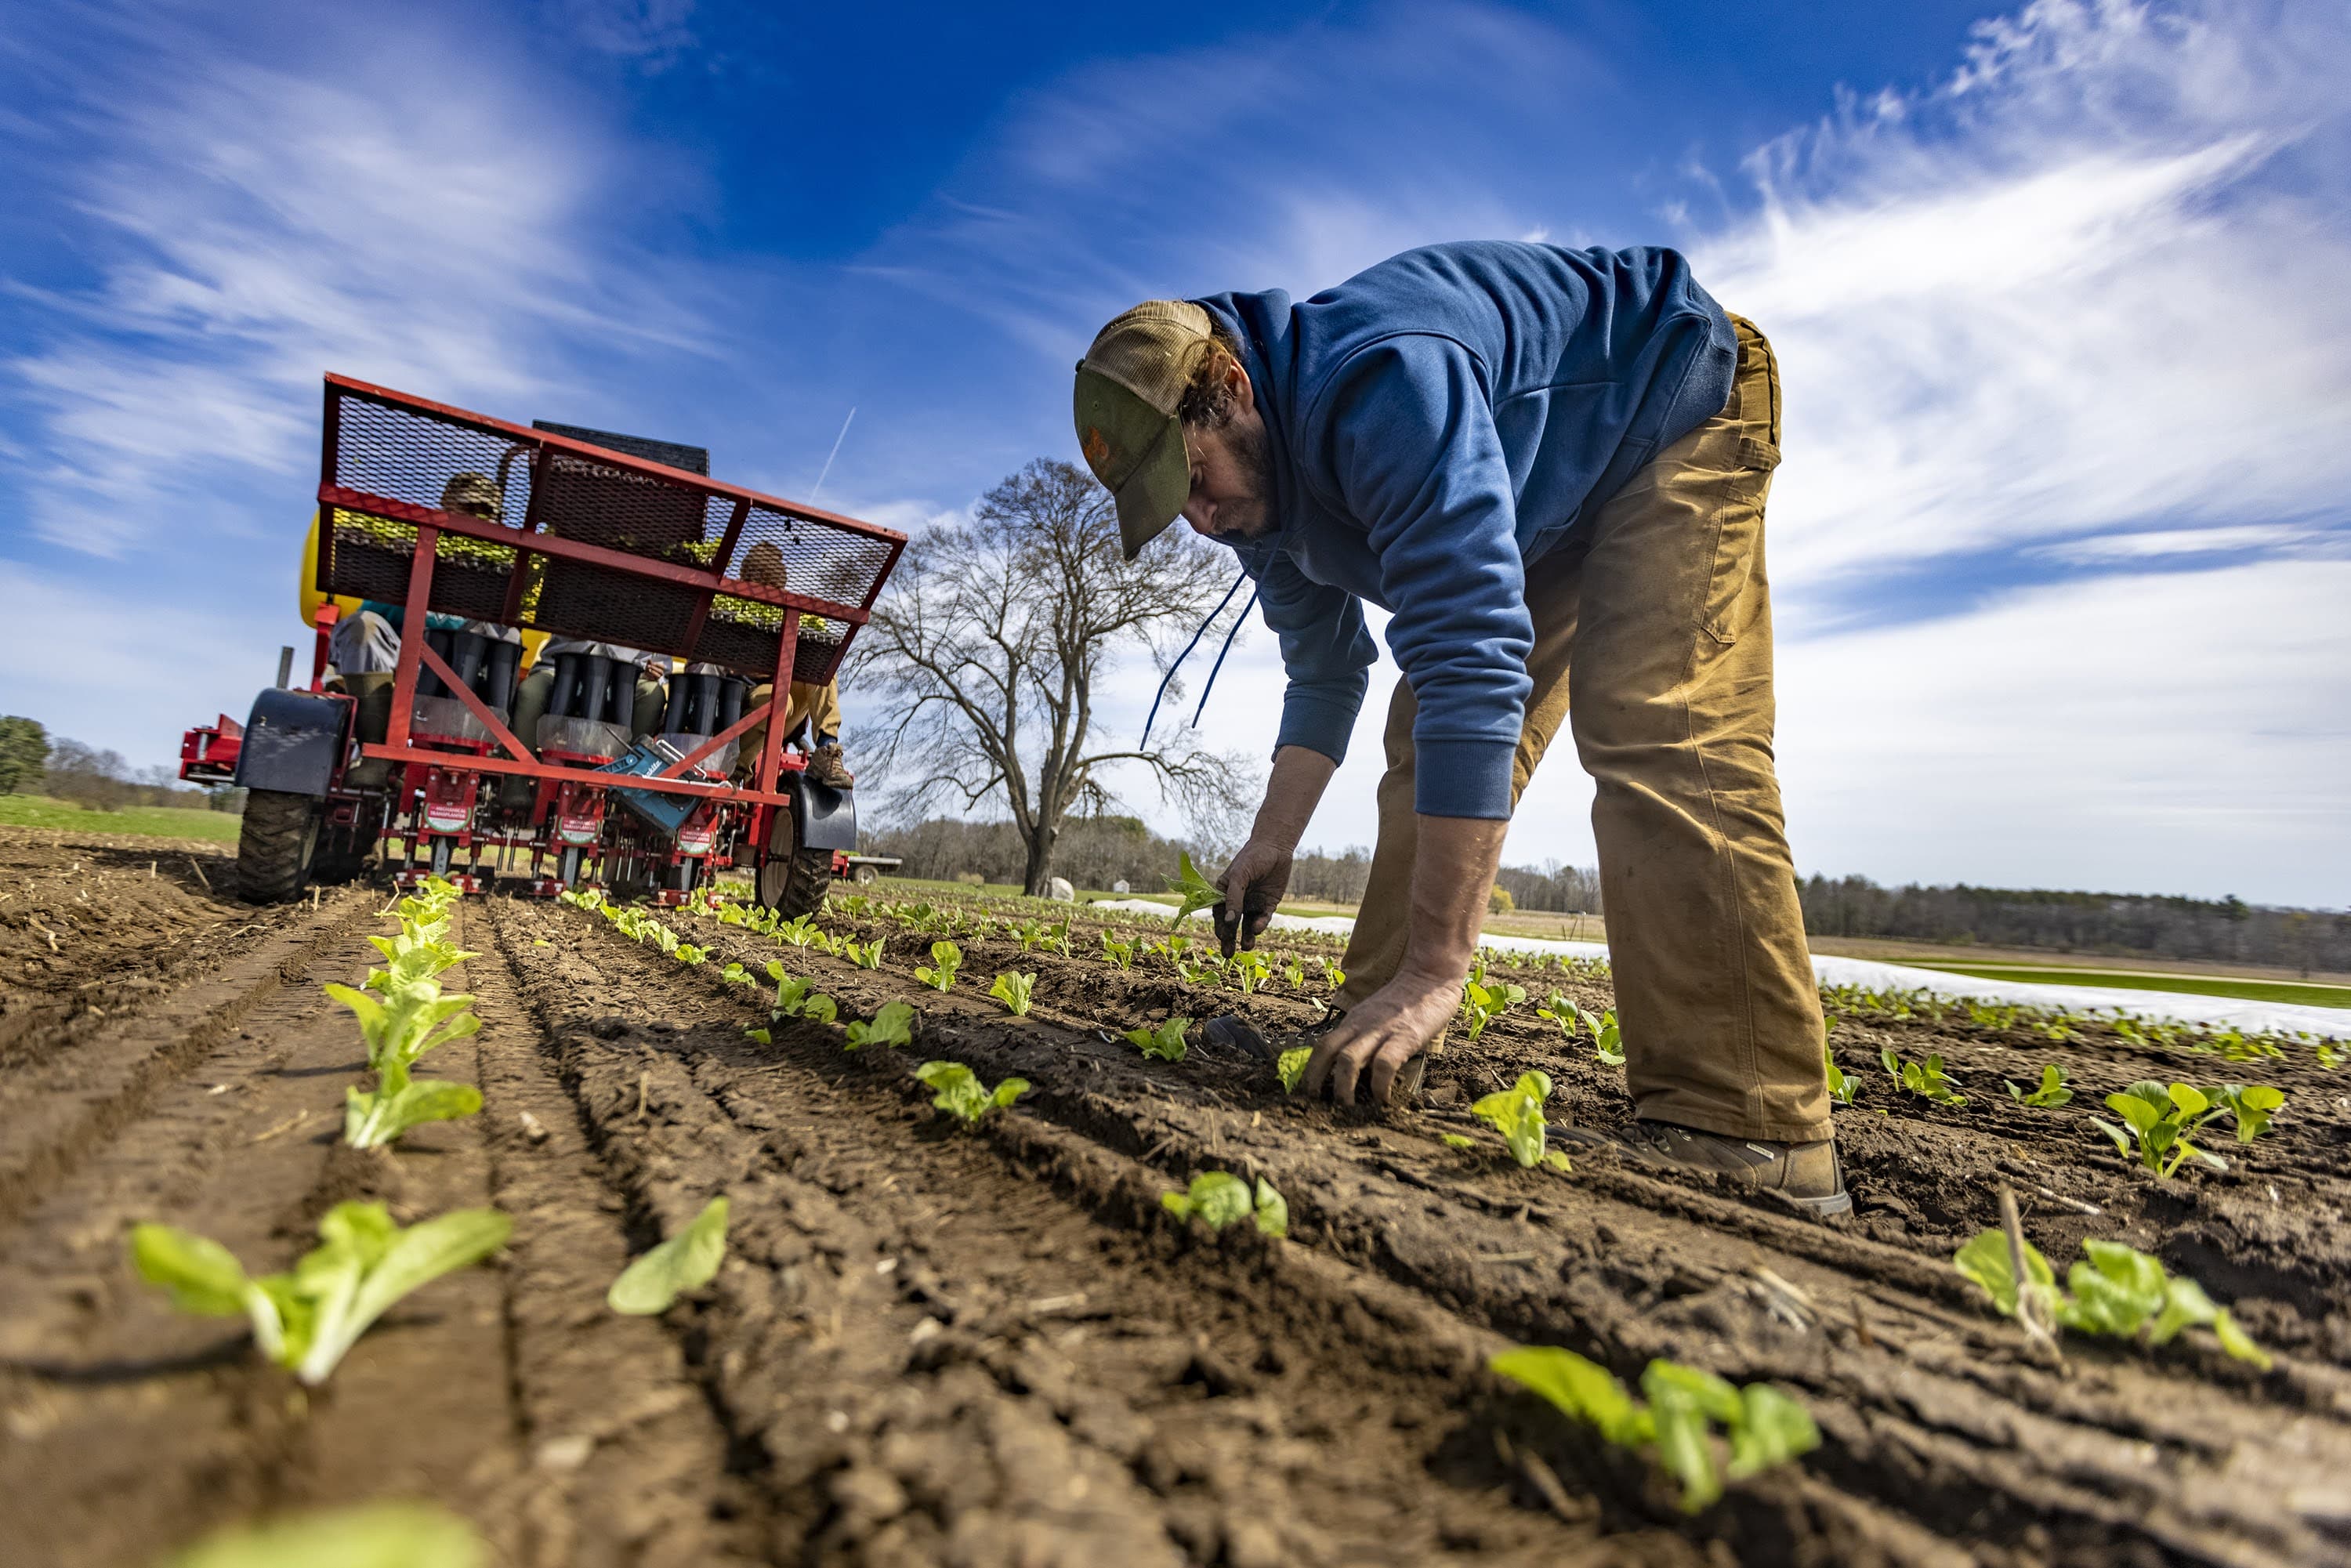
left=328, top=473, right=516, bottom=787
left=734, top=541, right=853, bottom=788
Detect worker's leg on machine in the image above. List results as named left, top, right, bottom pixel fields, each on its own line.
left=500, top=664, right=554, bottom=809
left=738, top=679, right=853, bottom=788
left=632, top=676, right=666, bottom=739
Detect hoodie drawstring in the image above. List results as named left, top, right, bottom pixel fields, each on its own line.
left=1141, top=568, right=1253, bottom=746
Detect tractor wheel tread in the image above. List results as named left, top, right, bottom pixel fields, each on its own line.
left=236, top=790, right=319, bottom=904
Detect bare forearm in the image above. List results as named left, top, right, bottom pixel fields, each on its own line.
left=1399, top=814, right=1509, bottom=983
left=1253, top=745, right=1338, bottom=849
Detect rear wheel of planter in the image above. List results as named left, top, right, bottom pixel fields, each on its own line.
left=757, top=806, right=831, bottom=919
left=235, top=789, right=319, bottom=904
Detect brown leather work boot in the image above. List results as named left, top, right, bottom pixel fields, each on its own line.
left=805, top=741, right=854, bottom=789
left=1558, top=1120, right=1851, bottom=1216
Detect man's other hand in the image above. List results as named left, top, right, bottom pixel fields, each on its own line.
left=1300, top=967, right=1459, bottom=1106
left=1216, top=837, right=1291, bottom=957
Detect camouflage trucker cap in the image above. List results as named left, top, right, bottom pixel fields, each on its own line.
left=1073, top=299, right=1215, bottom=560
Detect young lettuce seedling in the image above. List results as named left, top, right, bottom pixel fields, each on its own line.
left=844, top=1000, right=916, bottom=1050
left=1125, top=1017, right=1191, bottom=1063
left=777, top=915, right=820, bottom=951
left=1824, top=1039, right=1862, bottom=1106
left=1277, top=1045, right=1313, bottom=1093
left=1489, top=1345, right=1819, bottom=1514
left=1099, top=932, right=1135, bottom=970
left=1229, top=950, right=1272, bottom=994
left=1167, top=850, right=1223, bottom=923
left=721, top=961, right=755, bottom=988
left=915, top=1060, right=1031, bottom=1124
left=1879, top=1048, right=1967, bottom=1105
left=2090, top=1081, right=2228, bottom=1177
left=915, top=940, right=963, bottom=992
left=324, top=982, right=485, bottom=1150
left=2215, top=1082, right=2285, bottom=1143
left=763, top=961, right=839, bottom=1022
left=2005, top=1063, right=2073, bottom=1107
left=1953, top=1228, right=2269, bottom=1367
left=1472, top=1070, right=1554, bottom=1168
left=165, top=1501, right=489, bottom=1568
left=131, top=1201, right=509, bottom=1385
left=608, top=1195, right=730, bottom=1315
left=674, top=943, right=708, bottom=966
left=1282, top=955, right=1306, bottom=989
left=1161, top=1171, right=1287, bottom=1237
left=1578, top=1005, right=1625, bottom=1066
left=1459, top=980, right=1524, bottom=1044
left=988, top=971, right=1035, bottom=1016
left=846, top=937, right=886, bottom=970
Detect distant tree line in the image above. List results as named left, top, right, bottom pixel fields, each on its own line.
left=1799, top=874, right=2349, bottom=976
left=0, top=715, right=237, bottom=812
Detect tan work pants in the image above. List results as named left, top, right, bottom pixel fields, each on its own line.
left=741, top=679, right=843, bottom=765
left=1336, top=317, right=1829, bottom=1143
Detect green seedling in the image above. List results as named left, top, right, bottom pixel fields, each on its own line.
left=1324, top=961, right=1346, bottom=992
left=845, top=937, right=886, bottom=970
left=1880, top=1047, right=1967, bottom=1105
left=2215, top=1082, right=2285, bottom=1143
left=1458, top=980, right=1527, bottom=1044
left=1580, top=1004, right=1625, bottom=1066
left=845, top=1000, right=916, bottom=1050
left=131, top=1201, right=509, bottom=1385
left=674, top=943, right=708, bottom=966
left=1953, top=1229, right=2269, bottom=1367
left=324, top=981, right=484, bottom=1150
left=1161, top=1171, right=1287, bottom=1237
left=609, top=1195, right=729, bottom=1315
left=363, top=924, right=477, bottom=990
left=915, top=940, right=963, bottom=992
left=1277, top=1045, right=1313, bottom=1094
left=1489, top=1345, right=1819, bottom=1513
left=720, top=961, right=755, bottom=988
left=1173, top=958, right=1217, bottom=986
left=1046, top=921, right=1074, bottom=958
left=763, top=961, right=839, bottom=1022
left=987, top=971, right=1035, bottom=1016
left=1471, top=1070, right=1554, bottom=1168
left=1100, top=932, right=1135, bottom=970
left=915, top=1060, right=1031, bottom=1124
left=1282, top=955, right=1306, bottom=989
left=2005, top=1063, right=2074, bottom=1107
left=1229, top=949, right=1273, bottom=994
left=1824, top=1038, right=1862, bottom=1106
left=1168, top=850, right=1223, bottom=922
left=1125, top=1016, right=1191, bottom=1062
left=1012, top=918, right=1047, bottom=952
left=164, top=1501, right=488, bottom=1568
left=777, top=914, right=820, bottom=951
left=2090, top=1081, right=2227, bottom=1177
left=744, top=1027, right=772, bottom=1045
left=1441, top=1132, right=1476, bottom=1150
left=715, top=903, right=749, bottom=926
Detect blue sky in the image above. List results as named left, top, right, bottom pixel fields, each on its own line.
left=2, top=0, right=2346, bottom=904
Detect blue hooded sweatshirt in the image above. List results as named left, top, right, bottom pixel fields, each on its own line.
left=1196, top=241, right=1737, bottom=820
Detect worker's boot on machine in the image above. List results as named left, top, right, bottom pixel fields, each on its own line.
left=805, top=741, right=855, bottom=789
left=1554, top=1121, right=1851, bottom=1216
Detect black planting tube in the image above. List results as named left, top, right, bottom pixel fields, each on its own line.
left=451, top=631, right=487, bottom=698
left=421, top=627, right=451, bottom=698
left=717, top=676, right=745, bottom=733
left=484, top=640, right=520, bottom=715
left=665, top=670, right=690, bottom=733
left=692, top=672, right=720, bottom=735
left=580, top=657, right=612, bottom=730
left=552, top=652, right=581, bottom=719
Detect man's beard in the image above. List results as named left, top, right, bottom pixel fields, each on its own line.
left=1212, top=417, right=1278, bottom=541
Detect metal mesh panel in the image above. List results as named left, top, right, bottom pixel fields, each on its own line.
left=729, top=502, right=897, bottom=613
left=320, top=380, right=900, bottom=683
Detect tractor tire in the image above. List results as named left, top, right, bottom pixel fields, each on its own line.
left=311, top=798, right=381, bottom=885
left=236, top=789, right=320, bottom=904
left=756, top=806, right=832, bottom=920
left=853, top=862, right=878, bottom=885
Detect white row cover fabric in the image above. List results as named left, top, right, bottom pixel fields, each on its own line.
left=1085, top=899, right=2351, bottom=1041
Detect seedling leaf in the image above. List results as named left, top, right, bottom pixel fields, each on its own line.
left=1161, top=1171, right=1253, bottom=1230
left=1470, top=1070, right=1553, bottom=1168
left=608, top=1196, right=730, bottom=1315
left=1168, top=851, right=1222, bottom=922
left=1276, top=1046, right=1312, bottom=1093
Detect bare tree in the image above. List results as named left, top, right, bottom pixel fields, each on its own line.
left=849, top=458, right=1256, bottom=895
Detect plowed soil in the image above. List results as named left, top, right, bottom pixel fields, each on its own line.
left=4, top=842, right=2349, bottom=1566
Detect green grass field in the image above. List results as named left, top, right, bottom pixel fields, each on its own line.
left=1899, top=958, right=2351, bottom=1012
left=0, top=794, right=243, bottom=845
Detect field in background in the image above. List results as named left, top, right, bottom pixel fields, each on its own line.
left=0, top=793, right=241, bottom=844
left=1893, top=958, right=2351, bottom=1010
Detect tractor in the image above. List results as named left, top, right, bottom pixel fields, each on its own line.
left=181, top=375, right=904, bottom=917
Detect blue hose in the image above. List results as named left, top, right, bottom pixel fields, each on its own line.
left=1140, top=569, right=1250, bottom=746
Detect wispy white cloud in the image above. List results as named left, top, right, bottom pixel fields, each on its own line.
left=4, top=16, right=715, bottom=556
left=1690, top=0, right=2351, bottom=596
left=2030, top=521, right=2316, bottom=563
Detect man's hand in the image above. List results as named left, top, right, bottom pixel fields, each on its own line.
left=1300, top=965, right=1462, bottom=1105
left=1304, top=812, right=1509, bottom=1106
left=1216, top=836, right=1291, bottom=956
left=1217, top=745, right=1339, bottom=958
